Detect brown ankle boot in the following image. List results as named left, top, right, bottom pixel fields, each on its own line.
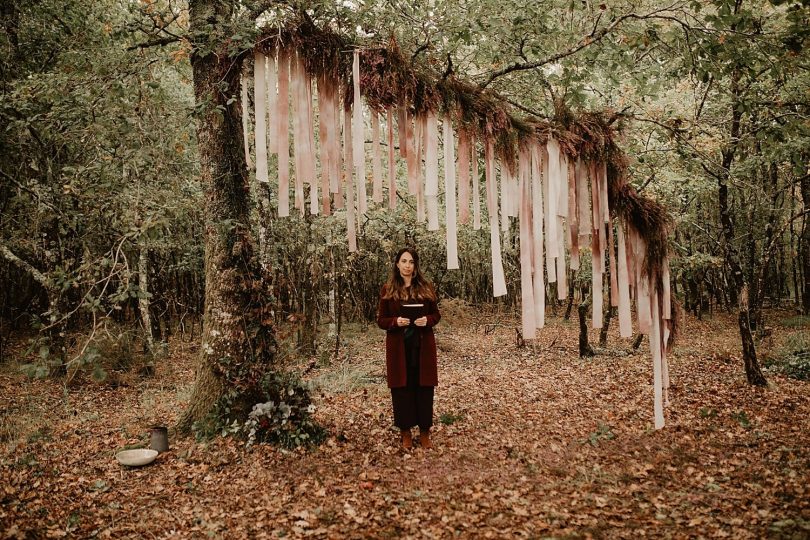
left=400, top=429, right=413, bottom=449
left=419, top=429, right=433, bottom=449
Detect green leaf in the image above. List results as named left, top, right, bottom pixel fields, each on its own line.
left=91, top=364, right=107, bottom=382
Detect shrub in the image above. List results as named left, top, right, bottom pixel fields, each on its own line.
left=195, top=370, right=326, bottom=449
left=764, top=333, right=810, bottom=381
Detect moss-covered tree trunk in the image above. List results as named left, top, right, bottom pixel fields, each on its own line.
left=578, top=299, right=594, bottom=358
left=176, top=0, right=275, bottom=434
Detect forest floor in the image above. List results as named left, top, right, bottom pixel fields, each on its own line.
left=1, top=305, right=808, bottom=539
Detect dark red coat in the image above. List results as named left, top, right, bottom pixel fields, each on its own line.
left=377, top=289, right=441, bottom=388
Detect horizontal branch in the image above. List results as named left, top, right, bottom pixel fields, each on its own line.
left=127, top=36, right=182, bottom=51
left=0, top=243, right=53, bottom=291
left=479, top=3, right=685, bottom=89
left=503, top=97, right=548, bottom=119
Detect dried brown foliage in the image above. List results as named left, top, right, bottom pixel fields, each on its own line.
left=2, top=311, right=808, bottom=538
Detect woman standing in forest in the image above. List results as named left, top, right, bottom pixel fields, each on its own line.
left=377, top=247, right=441, bottom=450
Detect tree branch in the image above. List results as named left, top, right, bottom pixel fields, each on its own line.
left=411, top=42, right=430, bottom=61
left=0, top=243, right=53, bottom=290
left=503, top=97, right=547, bottom=119
left=441, top=53, right=453, bottom=80
left=695, top=75, right=713, bottom=120
left=636, top=172, right=656, bottom=193
left=0, top=169, right=62, bottom=214
left=126, top=36, right=182, bottom=51
left=247, top=0, right=289, bottom=21
left=478, top=3, right=683, bottom=88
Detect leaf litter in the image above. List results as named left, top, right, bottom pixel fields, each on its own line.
left=1, top=310, right=808, bottom=538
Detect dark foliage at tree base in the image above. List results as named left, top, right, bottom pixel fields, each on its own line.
left=193, top=370, right=326, bottom=449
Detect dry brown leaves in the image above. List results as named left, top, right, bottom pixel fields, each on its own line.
left=1, top=310, right=808, bottom=539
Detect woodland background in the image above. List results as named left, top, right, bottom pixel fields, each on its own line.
left=1, top=0, right=808, bottom=537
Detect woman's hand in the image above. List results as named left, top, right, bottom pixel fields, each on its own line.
left=414, top=316, right=427, bottom=327
left=396, top=317, right=410, bottom=327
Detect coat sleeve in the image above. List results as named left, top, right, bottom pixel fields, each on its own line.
left=424, top=298, right=441, bottom=328
left=377, top=288, right=399, bottom=331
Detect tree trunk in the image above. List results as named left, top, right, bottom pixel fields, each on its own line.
left=715, top=69, right=766, bottom=386
left=790, top=180, right=799, bottom=307
left=176, top=1, right=276, bottom=434
left=563, top=280, right=574, bottom=320
left=300, top=288, right=317, bottom=356
left=752, top=163, right=781, bottom=334
left=687, top=276, right=701, bottom=318
left=599, top=306, right=613, bottom=347
left=299, top=214, right=317, bottom=356
left=799, top=170, right=810, bottom=314
left=138, top=245, right=156, bottom=361
left=578, top=301, right=594, bottom=357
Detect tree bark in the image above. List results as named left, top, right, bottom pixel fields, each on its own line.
left=138, top=245, right=156, bottom=361
left=752, top=163, right=781, bottom=333
left=578, top=301, right=594, bottom=357
left=599, top=306, right=613, bottom=347
left=563, top=277, right=574, bottom=320
left=176, top=0, right=276, bottom=434
left=715, top=68, right=767, bottom=387
left=789, top=181, right=799, bottom=307
left=0, top=242, right=66, bottom=367
left=0, top=243, right=52, bottom=292
left=799, top=170, right=810, bottom=314
left=299, top=213, right=317, bottom=356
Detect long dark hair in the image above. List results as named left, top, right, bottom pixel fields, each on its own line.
left=382, top=247, right=436, bottom=301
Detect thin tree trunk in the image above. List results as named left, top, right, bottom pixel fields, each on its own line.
left=563, top=275, right=574, bottom=320
left=714, top=68, right=767, bottom=386
left=599, top=306, right=613, bottom=347
left=578, top=299, right=594, bottom=358
left=335, top=268, right=343, bottom=359
left=799, top=170, right=810, bottom=314
left=328, top=239, right=338, bottom=360
left=138, top=245, right=156, bottom=362
left=299, top=214, right=317, bottom=356
left=571, top=287, right=594, bottom=357
left=300, top=288, right=317, bottom=356
left=790, top=180, right=799, bottom=306
left=753, top=163, right=783, bottom=334
left=746, top=198, right=757, bottom=294
left=778, top=234, right=787, bottom=301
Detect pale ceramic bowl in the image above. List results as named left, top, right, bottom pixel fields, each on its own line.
left=115, top=449, right=158, bottom=467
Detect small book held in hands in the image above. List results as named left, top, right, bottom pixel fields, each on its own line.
left=400, top=303, right=425, bottom=324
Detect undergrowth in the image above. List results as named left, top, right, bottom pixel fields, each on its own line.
left=194, top=370, right=326, bottom=449
left=764, top=332, right=810, bottom=381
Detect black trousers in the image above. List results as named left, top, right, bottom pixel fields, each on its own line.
left=391, top=330, right=434, bottom=430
